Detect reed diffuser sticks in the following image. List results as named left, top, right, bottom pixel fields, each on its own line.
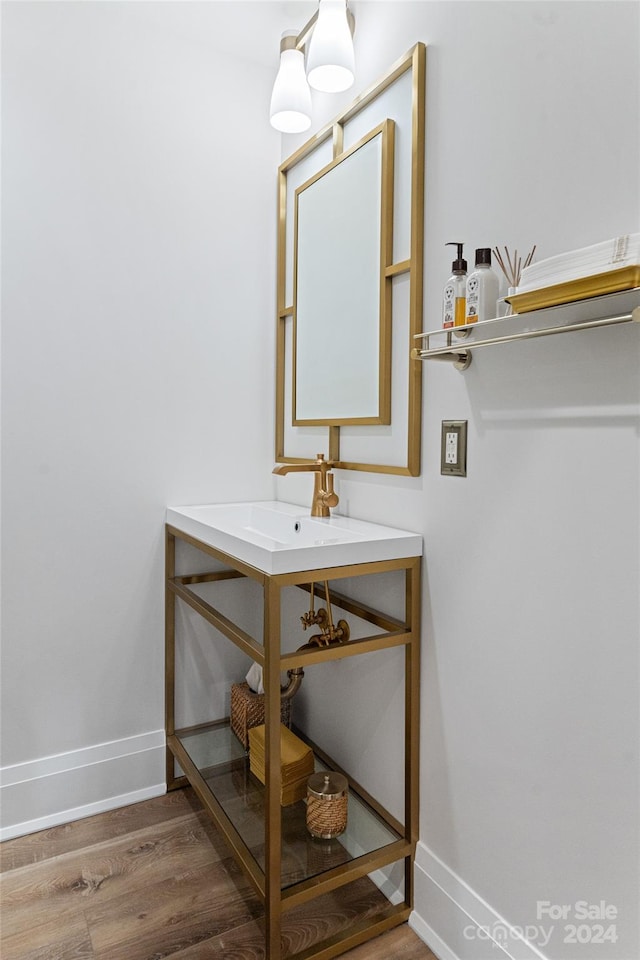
left=493, top=245, right=537, bottom=289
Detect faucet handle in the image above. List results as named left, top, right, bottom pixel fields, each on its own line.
left=321, top=471, right=339, bottom=508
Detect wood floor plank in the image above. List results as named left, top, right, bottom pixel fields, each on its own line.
left=281, top=878, right=395, bottom=959
left=165, top=917, right=266, bottom=960
left=341, top=923, right=437, bottom=959
left=86, top=857, right=263, bottom=960
left=0, top=787, right=436, bottom=960
left=0, top=912, right=93, bottom=960
left=165, top=874, right=392, bottom=960
left=0, top=790, right=199, bottom=873
left=0, top=811, right=225, bottom=941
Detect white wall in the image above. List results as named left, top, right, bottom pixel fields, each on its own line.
left=277, top=4, right=639, bottom=960
left=2, top=3, right=638, bottom=959
left=1, top=1, right=280, bottom=836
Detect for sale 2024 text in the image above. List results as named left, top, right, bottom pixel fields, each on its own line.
left=537, top=901, right=619, bottom=945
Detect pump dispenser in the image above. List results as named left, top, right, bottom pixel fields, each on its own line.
left=443, top=242, right=467, bottom=328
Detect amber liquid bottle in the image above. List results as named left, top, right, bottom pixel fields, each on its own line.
left=442, top=242, right=467, bottom=328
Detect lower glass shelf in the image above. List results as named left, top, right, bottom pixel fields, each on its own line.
left=175, top=721, right=402, bottom=890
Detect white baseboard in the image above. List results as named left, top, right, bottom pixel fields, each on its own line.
left=411, top=842, right=551, bottom=960
left=0, top=730, right=166, bottom=840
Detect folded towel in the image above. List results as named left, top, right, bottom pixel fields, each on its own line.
left=248, top=724, right=313, bottom=769
left=518, top=233, right=640, bottom=292
left=248, top=724, right=315, bottom=804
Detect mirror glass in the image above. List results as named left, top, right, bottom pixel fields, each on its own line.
left=293, top=123, right=392, bottom=424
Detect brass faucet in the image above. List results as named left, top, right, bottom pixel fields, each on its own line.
left=272, top=453, right=339, bottom=517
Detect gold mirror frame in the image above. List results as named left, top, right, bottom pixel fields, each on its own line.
left=276, top=42, right=425, bottom=476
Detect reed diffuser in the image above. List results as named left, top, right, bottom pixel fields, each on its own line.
left=493, top=245, right=537, bottom=288
left=493, top=245, right=536, bottom=314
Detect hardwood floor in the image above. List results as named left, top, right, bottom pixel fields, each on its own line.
left=0, top=788, right=437, bottom=960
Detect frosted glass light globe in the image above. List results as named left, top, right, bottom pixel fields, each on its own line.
left=270, top=45, right=312, bottom=133
left=306, top=0, right=355, bottom=93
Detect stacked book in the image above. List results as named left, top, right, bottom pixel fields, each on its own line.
left=248, top=723, right=314, bottom=806
left=517, top=233, right=640, bottom=293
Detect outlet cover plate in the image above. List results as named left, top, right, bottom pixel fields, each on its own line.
left=441, top=421, right=467, bottom=476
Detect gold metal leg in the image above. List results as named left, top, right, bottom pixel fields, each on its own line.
left=165, top=529, right=179, bottom=790
left=407, top=559, right=421, bottom=848
left=405, top=559, right=421, bottom=907
left=264, top=578, right=283, bottom=959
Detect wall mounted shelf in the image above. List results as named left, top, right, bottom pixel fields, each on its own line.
left=411, top=288, right=640, bottom=370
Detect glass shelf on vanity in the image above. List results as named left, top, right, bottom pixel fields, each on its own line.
left=171, top=719, right=403, bottom=892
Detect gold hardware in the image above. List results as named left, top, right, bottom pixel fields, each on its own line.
left=301, top=603, right=351, bottom=647
left=305, top=618, right=350, bottom=648
left=299, top=580, right=351, bottom=647
left=281, top=666, right=304, bottom=701
left=272, top=453, right=339, bottom=517
left=300, top=580, right=323, bottom=629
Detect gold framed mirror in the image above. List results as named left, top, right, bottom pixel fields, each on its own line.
left=293, top=119, right=395, bottom=426
left=276, top=43, right=425, bottom=476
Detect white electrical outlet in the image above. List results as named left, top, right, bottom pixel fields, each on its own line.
left=441, top=421, right=467, bottom=476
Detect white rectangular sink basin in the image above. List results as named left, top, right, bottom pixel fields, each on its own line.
left=166, top=500, right=422, bottom=575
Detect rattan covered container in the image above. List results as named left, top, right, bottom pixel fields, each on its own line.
left=230, top=681, right=291, bottom=750
left=306, top=771, right=348, bottom=839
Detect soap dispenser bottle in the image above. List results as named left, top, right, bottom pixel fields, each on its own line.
left=466, top=248, right=499, bottom=324
left=443, top=242, right=467, bottom=329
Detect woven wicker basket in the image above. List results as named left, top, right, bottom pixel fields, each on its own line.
left=230, top=682, right=292, bottom=750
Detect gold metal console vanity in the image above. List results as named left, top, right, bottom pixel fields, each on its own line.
left=165, top=501, right=422, bottom=960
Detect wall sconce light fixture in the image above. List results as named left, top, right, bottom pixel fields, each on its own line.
left=269, top=1, right=355, bottom=134
left=270, top=32, right=313, bottom=134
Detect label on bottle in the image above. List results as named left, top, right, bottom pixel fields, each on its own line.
left=466, top=268, right=499, bottom=323
left=466, top=275, right=479, bottom=323
left=443, top=282, right=455, bottom=328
